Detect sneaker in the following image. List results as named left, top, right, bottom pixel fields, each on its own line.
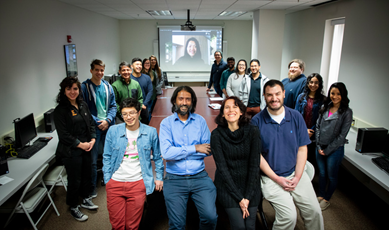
left=90, top=189, right=98, bottom=198
left=319, top=199, right=330, bottom=210
left=81, top=198, right=99, bottom=210
left=317, top=197, right=323, bottom=203
left=70, top=205, right=88, bottom=221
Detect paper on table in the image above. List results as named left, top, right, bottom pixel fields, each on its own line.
left=208, top=91, right=217, bottom=95
left=209, top=97, right=224, bottom=101
left=208, top=104, right=221, bottom=110
left=0, top=176, right=14, bottom=185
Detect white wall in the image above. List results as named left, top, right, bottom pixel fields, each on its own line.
left=0, top=0, right=120, bottom=139
left=281, top=0, right=389, bottom=129
left=119, top=19, right=252, bottom=66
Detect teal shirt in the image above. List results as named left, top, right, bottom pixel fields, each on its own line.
left=220, top=68, right=235, bottom=91
left=92, top=83, right=107, bottom=120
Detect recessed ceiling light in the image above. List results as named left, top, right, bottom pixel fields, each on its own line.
left=218, top=11, right=246, bottom=17
left=146, top=10, right=172, bottom=16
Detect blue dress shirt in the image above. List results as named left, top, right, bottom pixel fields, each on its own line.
left=159, top=112, right=211, bottom=175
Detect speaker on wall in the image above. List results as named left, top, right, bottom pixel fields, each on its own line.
left=44, top=108, right=56, bottom=133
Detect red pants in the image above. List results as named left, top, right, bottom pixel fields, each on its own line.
left=106, top=179, right=146, bottom=230
left=246, top=106, right=261, bottom=118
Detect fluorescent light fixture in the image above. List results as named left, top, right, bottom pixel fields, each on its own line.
left=218, top=11, right=246, bottom=17
left=146, top=10, right=172, bottom=16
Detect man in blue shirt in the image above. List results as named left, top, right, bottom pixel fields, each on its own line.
left=207, top=51, right=227, bottom=97
left=219, top=57, right=235, bottom=98
left=282, top=59, right=307, bottom=109
left=251, top=80, right=323, bottom=230
left=130, top=57, right=153, bottom=125
left=160, top=86, right=217, bottom=230
left=81, top=59, right=117, bottom=198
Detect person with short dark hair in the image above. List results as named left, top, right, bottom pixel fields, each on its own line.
left=130, top=57, right=153, bottom=124
left=54, top=76, right=98, bottom=221
left=103, top=97, right=164, bottom=229
left=207, top=51, right=228, bottom=97
left=251, top=80, right=324, bottom=230
left=282, top=59, right=307, bottom=109
left=112, top=61, right=143, bottom=123
left=81, top=59, right=117, bottom=198
left=159, top=86, right=217, bottom=230
left=239, top=59, right=269, bottom=117
left=315, top=82, right=353, bottom=210
left=220, top=57, right=235, bottom=98
left=211, top=96, right=261, bottom=229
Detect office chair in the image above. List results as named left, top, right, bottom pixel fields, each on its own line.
left=257, top=161, right=315, bottom=230
left=0, top=163, right=60, bottom=230
left=43, top=165, right=68, bottom=194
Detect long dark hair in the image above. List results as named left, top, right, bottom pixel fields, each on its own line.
left=234, top=59, right=247, bottom=79
left=215, top=96, right=250, bottom=127
left=170, top=86, right=197, bottom=114
left=56, top=76, right=83, bottom=105
left=299, top=73, right=325, bottom=103
left=319, top=82, right=350, bottom=115
left=184, top=37, right=202, bottom=59
left=149, top=55, right=162, bottom=80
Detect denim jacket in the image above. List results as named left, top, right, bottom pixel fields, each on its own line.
left=102, top=122, right=164, bottom=195
left=295, top=93, right=324, bottom=130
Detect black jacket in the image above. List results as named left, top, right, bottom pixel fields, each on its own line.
left=54, top=100, right=96, bottom=159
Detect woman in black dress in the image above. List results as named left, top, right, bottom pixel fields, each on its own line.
left=211, top=96, right=261, bottom=230
left=54, top=76, right=98, bottom=221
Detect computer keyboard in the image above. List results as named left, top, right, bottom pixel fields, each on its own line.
left=372, top=156, right=389, bottom=175
left=17, top=140, right=48, bottom=159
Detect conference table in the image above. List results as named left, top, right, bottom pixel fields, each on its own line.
left=149, top=87, right=223, bottom=180
left=0, top=131, right=58, bottom=206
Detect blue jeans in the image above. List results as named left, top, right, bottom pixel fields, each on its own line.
left=163, top=170, right=217, bottom=230
left=316, top=145, right=344, bottom=201
left=91, top=127, right=107, bottom=190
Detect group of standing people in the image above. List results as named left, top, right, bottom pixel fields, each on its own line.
left=53, top=55, right=353, bottom=230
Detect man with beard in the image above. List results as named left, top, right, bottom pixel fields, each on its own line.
left=219, top=57, right=235, bottom=98
left=251, top=80, right=324, bottom=230
left=159, top=86, right=218, bottom=230
left=282, top=59, right=307, bottom=108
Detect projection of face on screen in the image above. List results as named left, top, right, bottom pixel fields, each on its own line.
left=158, top=26, right=223, bottom=72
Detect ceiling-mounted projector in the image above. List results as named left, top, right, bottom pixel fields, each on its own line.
left=181, top=9, right=196, bottom=31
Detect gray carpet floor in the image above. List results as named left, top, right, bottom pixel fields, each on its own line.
left=1, top=166, right=387, bottom=230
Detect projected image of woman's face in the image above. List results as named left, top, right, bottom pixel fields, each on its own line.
left=187, top=41, right=197, bottom=57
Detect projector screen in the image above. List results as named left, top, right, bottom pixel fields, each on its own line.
left=158, top=26, right=223, bottom=72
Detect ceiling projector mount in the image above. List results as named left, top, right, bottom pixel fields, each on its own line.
left=181, top=9, right=196, bottom=31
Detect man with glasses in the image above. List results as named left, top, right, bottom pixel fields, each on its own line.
left=103, top=98, right=164, bottom=230
left=239, top=59, right=269, bottom=118
left=282, top=59, right=307, bottom=109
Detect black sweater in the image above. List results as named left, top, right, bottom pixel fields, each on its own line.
left=211, top=124, right=261, bottom=208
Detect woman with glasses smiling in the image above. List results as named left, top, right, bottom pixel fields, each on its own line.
left=226, top=59, right=248, bottom=97
left=295, top=73, right=326, bottom=168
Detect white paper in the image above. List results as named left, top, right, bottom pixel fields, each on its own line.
left=0, top=176, right=14, bottom=185
left=208, top=104, right=221, bottom=110
left=209, top=97, right=224, bottom=101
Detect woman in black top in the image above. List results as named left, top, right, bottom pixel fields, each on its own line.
left=211, top=96, right=261, bottom=230
left=54, top=76, right=97, bottom=221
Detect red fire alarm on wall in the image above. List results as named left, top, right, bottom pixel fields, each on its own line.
left=67, top=35, right=72, bottom=43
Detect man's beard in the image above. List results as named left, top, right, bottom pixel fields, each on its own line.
left=288, top=71, right=300, bottom=80
left=174, top=104, right=192, bottom=116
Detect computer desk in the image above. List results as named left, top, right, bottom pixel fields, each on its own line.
left=0, top=131, right=58, bottom=206
left=342, top=127, right=389, bottom=204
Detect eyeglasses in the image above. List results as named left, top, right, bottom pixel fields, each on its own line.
left=121, top=111, right=138, bottom=117
left=238, top=64, right=246, bottom=67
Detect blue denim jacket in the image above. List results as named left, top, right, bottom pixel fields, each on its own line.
left=295, top=93, right=324, bottom=130
left=102, top=122, right=164, bottom=195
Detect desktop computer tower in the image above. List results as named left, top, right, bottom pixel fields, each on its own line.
left=355, top=127, right=388, bottom=153
left=44, top=108, right=56, bottom=133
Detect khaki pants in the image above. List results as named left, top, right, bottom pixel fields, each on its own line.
left=261, top=171, right=324, bottom=230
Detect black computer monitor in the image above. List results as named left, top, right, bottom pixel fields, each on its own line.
left=14, top=113, right=37, bottom=149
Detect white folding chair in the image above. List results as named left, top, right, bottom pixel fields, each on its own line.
left=0, top=163, right=60, bottom=230
left=305, top=161, right=315, bottom=181
left=43, top=165, right=68, bottom=193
